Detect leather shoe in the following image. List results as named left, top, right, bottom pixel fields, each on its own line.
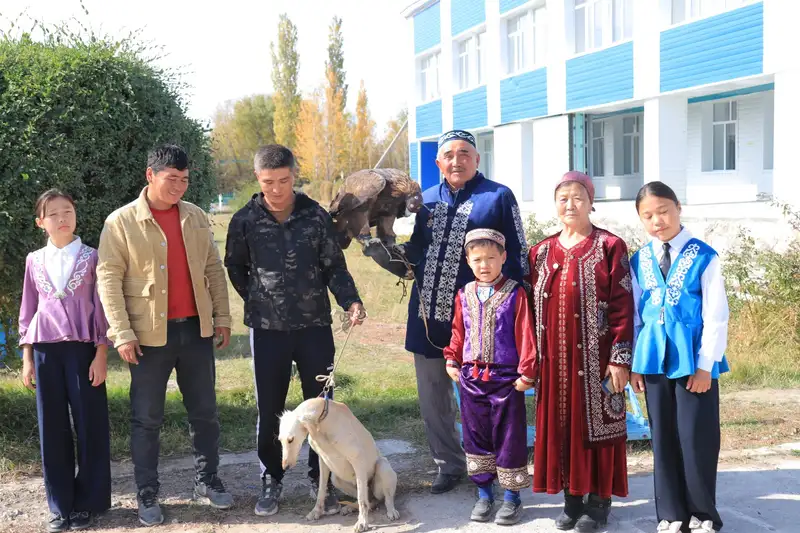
left=430, top=473, right=462, bottom=494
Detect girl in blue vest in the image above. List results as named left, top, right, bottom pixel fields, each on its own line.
left=629, top=181, right=729, bottom=533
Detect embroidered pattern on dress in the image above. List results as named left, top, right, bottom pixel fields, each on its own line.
left=531, top=244, right=551, bottom=362
left=666, top=243, right=700, bottom=306
left=620, top=272, right=633, bottom=293
left=610, top=341, right=633, bottom=366
left=464, top=279, right=517, bottom=365
left=419, top=202, right=449, bottom=319
left=466, top=453, right=496, bottom=476
left=597, top=300, right=609, bottom=337
left=511, top=205, right=531, bottom=282
left=578, top=232, right=627, bottom=443
left=66, top=246, right=93, bottom=297
left=638, top=244, right=662, bottom=306
left=604, top=390, right=627, bottom=419
left=497, top=466, right=531, bottom=490
left=31, top=250, right=54, bottom=297
left=434, top=200, right=474, bottom=322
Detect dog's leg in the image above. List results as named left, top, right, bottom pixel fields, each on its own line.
left=353, top=470, right=371, bottom=533
left=374, top=457, right=400, bottom=521
left=306, top=460, right=330, bottom=521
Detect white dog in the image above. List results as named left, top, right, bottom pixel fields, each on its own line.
left=279, top=397, right=400, bottom=532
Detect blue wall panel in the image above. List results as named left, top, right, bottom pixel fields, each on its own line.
left=409, top=142, right=419, bottom=181
left=500, top=0, right=530, bottom=14
left=453, top=86, right=488, bottom=130
left=420, top=142, right=440, bottom=191
left=500, top=68, right=548, bottom=123
left=660, top=2, right=764, bottom=92
left=414, top=2, right=442, bottom=54
left=567, top=42, right=633, bottom=110
left=451, top=0, right=485, bottom=36
left=416, top=100, right=443, bottom=139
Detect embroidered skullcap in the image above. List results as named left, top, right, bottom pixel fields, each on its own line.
left=555, top=171, right=595, bottom=203
left=464, top=228, right=505, bottom=249
left=438, top=129, right=476, bottom=149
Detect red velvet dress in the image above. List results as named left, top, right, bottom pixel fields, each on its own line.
left=527, top=227, right=634, bottom=499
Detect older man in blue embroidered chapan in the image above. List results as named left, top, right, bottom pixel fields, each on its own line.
left=366, top=129, right=530, bottom=494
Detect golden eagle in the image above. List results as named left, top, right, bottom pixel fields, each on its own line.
left=329, top=168, right=423, bottom=250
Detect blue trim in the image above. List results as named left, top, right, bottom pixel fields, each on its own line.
left=409, top=142, right=419, bottom=181
left=416, top=100, right=443, bottom=138
left=593, top=106, right=645, bottom=120
left=453, top=86, right=488, bottom=130
left=500, top=68, right=548, bottom=123
left=500, top=0, right=531, bottom=14
left=567, top=42, right=634, bottom=110
left=572, top=113, right=586, bottom=173
left=660, top=2, right=763, bottom=93
left=420, top=142, right=440, bottom=191
left=414, top=2, right=442, bottom=54
left=687, top=83, right=773, bottom=104
left=451, top=0, right=485, bottom=36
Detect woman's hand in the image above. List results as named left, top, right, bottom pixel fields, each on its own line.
left=605, top=365, right=630, bottom=394
left=21, top=347, right=35, bottom=391
left=89, top=345, right=108, bottom=387
left=686, top=369, right=712, bottom=393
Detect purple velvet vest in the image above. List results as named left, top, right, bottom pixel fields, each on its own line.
left=460, top=278, right=520, bottom=367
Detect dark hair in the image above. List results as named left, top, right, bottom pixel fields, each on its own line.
left=147, top=144, right=189, bottom=173
left=635, top=181, right=680, bottom=212
left=254, top=144, right=296, bottom=172
left=35, top=188, right=75, bottom=218
left=465, top=239, right=505, bottom=254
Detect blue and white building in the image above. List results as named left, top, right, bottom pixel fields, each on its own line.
left=402, top=0, right=799, bottom=219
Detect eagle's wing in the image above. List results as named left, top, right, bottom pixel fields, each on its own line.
left=329, top=170, right=387, bottom=215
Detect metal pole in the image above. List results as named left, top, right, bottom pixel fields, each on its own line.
left=373, top=119, right=409, bottom=169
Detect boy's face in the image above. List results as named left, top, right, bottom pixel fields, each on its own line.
left=466, top=243, right=506, bottom=283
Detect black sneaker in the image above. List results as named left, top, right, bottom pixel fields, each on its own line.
left=68, top=511, right=92, bottom=530
left=136, top=486, right=164, bottom=527
left=470, top=498, right=494, bottom=522
left=195, top=473, right=234, bottom=509
left=254, top=475, right=283, bottom=517
left=494, top=500, right=522, bottom=526
left=310, top=478, right=341, bottom=515
left=47, top=513, right=69, bottom=533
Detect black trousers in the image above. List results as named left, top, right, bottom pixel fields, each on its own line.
left=34, top=341, right=111, bottom=516
left=250, top=326, right=335, bottom=483
left=644, top=374, right=723, bottom=531
left=129, top=317, right=219, bottom=491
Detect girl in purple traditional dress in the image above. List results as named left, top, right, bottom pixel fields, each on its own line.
left=444, top=228, right=537, bottom=526
left=18, top=189, right=112, bottom=532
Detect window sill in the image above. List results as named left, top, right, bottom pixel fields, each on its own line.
left=453, top=84, right=487, bottom=96
left=701, top=169, right=739, bottom=174
left=570, top=38, right=634, bottom=60
left=664, top=2, right=760, bottom=31
left=501, top=64, right=546, bottom=81
left=417, top=97, right=442, bottom=106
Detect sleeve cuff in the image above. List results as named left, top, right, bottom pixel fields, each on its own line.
left=520, top=374, right=536, bottom=385
left=697, top=354, right=716, bottom=373
left=113, top=329, right=138, bottom=349
left=445, top=359, right=461, bottom=368
left=213, top=316, right=232, bottom=329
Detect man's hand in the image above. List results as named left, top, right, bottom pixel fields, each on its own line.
left=348, top=302, right=366, bottom=327
left=514, top=378, right=534, bottom=392
left=118, top=340, right=143, bottom=365
left=605, top=365, right=630, bottom=394
left=446, top=365, right=460, bottom=382
left=687, top=369, right=712, bottom=393
left=630, top=372, right=646, bottom=394
left=215, top=326, right=231, bottom=349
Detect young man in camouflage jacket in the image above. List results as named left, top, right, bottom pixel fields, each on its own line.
left=224, top=144, right=365, bottom=518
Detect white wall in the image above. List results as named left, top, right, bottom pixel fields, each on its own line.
left=493, top=122, right=532, bottom=204
left=685, top=91, right=772, bottom=204
left=440, top=0, right=454, bottom=132
left=527, top=114, right=571, bottom=215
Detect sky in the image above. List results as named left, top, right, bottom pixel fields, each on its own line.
left=1, top=0, right=412, bottom=133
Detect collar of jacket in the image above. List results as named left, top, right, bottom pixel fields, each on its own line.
left=251, top=191, right=318, bottom=221
left=134, top=186, right=192, bottom=224
left=441, top=171, right=484, bottom=201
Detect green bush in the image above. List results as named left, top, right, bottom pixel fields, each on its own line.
left=0, top=32, right=217, bottom=360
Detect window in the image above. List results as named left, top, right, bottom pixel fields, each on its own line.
left=591, top=121, right=605, bottom=177
left=505, top=7, right=546, bottom=75
left=457, top=32, right=485, bottom=91
left=671, top=0, right=755, bottom=24
left=712, top=101, right=737, bottom=171
left=623, top=116, right=641, bottom=175
left=574, top=0, right=633, bottom=54
left=418, top=52, right=440, bottom=102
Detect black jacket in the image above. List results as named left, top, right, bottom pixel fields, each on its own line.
left=224, top=192, right=361, bottom=331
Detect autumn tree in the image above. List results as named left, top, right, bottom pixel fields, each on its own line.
left=375, top=108, right=409, bottom=172
left=271, top=14, right=300, bottom=149
left=294, top=91, right=325, bottom=184
left=320, top=68, right=349, bottom=202
left=350, top=80, right=376, bottom=171
left=326, top=16, right=347, bottom=112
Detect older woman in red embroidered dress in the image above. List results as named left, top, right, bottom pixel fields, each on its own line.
left=527, top=171, right=634, bottom=531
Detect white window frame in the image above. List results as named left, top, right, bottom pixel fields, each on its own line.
left=456, top=31, right=486, bottom=92
left=574, top=0, right=634, bottom=55
left=590, top=120, right=605, bottom=177
left=711, top=100, right=737, bottom=171
left=504, top=6, right=547, bottom=76
left=671, top=0, right=757, bottom=25
left=622, top=115, right=641, bottom=175
left=418, top=52, right=441, bottom=102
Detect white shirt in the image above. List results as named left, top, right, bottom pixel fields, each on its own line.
left=631, top=228, right=729, bottom=373
left=44, top=237, right=83, bottom=294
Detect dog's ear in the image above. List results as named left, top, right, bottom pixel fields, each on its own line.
left=298, top=410, right=320, bottom=428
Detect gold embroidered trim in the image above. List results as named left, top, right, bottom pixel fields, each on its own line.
left=497, top=466, right=531, bottom=490
left=466, top=453, right=497, bottom=476
left=464, top=279, right=518, bottom=364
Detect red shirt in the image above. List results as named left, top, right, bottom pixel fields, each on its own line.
left=151, top=205, right=198, bottom=320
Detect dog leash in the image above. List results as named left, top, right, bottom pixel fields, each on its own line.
left=314, top=308, right=365, bottom=421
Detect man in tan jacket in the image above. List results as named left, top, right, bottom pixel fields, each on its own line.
left=97, top=144, right=232, bottom=527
